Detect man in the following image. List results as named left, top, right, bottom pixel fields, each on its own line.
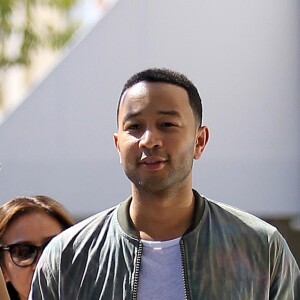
left=30, top=68, right=300, bottom=299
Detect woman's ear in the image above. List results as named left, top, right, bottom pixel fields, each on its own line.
left=0, top=266, right=9, bottom=283
left=194, top=126, right=209, bottom=160
left=0, top=267, right=10, bottom=300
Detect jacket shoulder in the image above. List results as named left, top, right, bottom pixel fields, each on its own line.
left=205, top=197, right=277, bottom=236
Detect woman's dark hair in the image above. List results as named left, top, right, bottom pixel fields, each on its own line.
left=0, top=195, right=74, bottom=299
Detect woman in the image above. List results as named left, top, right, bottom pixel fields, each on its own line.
left=0, top=267, right=9, bottom=300
left=0, top=195, right=74, bottom=300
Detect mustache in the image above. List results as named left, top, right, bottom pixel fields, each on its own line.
left=139, top=151, right=168, bottom=163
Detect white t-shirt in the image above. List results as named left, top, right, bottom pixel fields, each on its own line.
left=137, top=237, right=185, bottom=300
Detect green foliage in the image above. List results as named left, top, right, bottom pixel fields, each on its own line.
left=0, top=0, right=14, bottom=16
left=47, top=24, right=79, bottom=49
left=0, top=0, right=80, bottom=109
left=0, top=0, right=14, bottom=37
left=49, top=0, right=77, bottom=11
left=0, top=0, right=79, bottom=68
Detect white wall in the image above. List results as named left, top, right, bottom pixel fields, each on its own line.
left=0, top=0, right=299, bottom=218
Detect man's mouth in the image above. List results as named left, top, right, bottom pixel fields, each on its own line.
left=139, top=157, right=167, bottom=171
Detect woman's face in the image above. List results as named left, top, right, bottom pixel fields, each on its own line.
left=1, top=211, right=63, bottom=300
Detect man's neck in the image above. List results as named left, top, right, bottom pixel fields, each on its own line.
left=129, top=188, right=195, bottom=241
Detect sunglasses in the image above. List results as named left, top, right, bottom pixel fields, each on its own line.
left=0, top=239, right=53, bottom=267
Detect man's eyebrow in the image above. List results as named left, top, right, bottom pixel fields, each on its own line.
left=158, top=110, right=181, bottom=117
left=122, top=111, right=141, bottom=124
left=123, top=110, right=181, bottom=124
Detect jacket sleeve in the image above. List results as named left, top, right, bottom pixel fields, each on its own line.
left=28, top=241, right=60, bottom=300
left=269, top=230, right=300, bottom=299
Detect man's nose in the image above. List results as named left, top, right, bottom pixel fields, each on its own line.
left=138, top=129, right=162, bottom=149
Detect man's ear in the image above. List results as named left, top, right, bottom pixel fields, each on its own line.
left=113, top=133, right=122, bottom=164
left=194, top=126, right=209, bottom=160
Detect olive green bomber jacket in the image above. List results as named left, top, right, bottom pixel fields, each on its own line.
left=30, top=190, right=300, bottom=299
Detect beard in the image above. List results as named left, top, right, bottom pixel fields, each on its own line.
left=123, top=154, right=194, bottom=194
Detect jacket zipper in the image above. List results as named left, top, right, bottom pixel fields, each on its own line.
left=132, top=241, right=143, bottom=300
left=180, top=239, right=190, bottom=300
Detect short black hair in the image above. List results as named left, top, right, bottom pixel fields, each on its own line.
left=117, top=68, right=203, bottom=126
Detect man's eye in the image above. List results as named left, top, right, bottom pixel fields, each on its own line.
left=162, top=122, right=176, bottom=127
left=127, top=124, right=140, bottom=130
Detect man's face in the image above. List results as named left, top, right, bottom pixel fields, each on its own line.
left=114, top=81, right=208, bottom=194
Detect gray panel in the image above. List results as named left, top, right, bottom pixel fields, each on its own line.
left=0, top=0, right=299, bottom=217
